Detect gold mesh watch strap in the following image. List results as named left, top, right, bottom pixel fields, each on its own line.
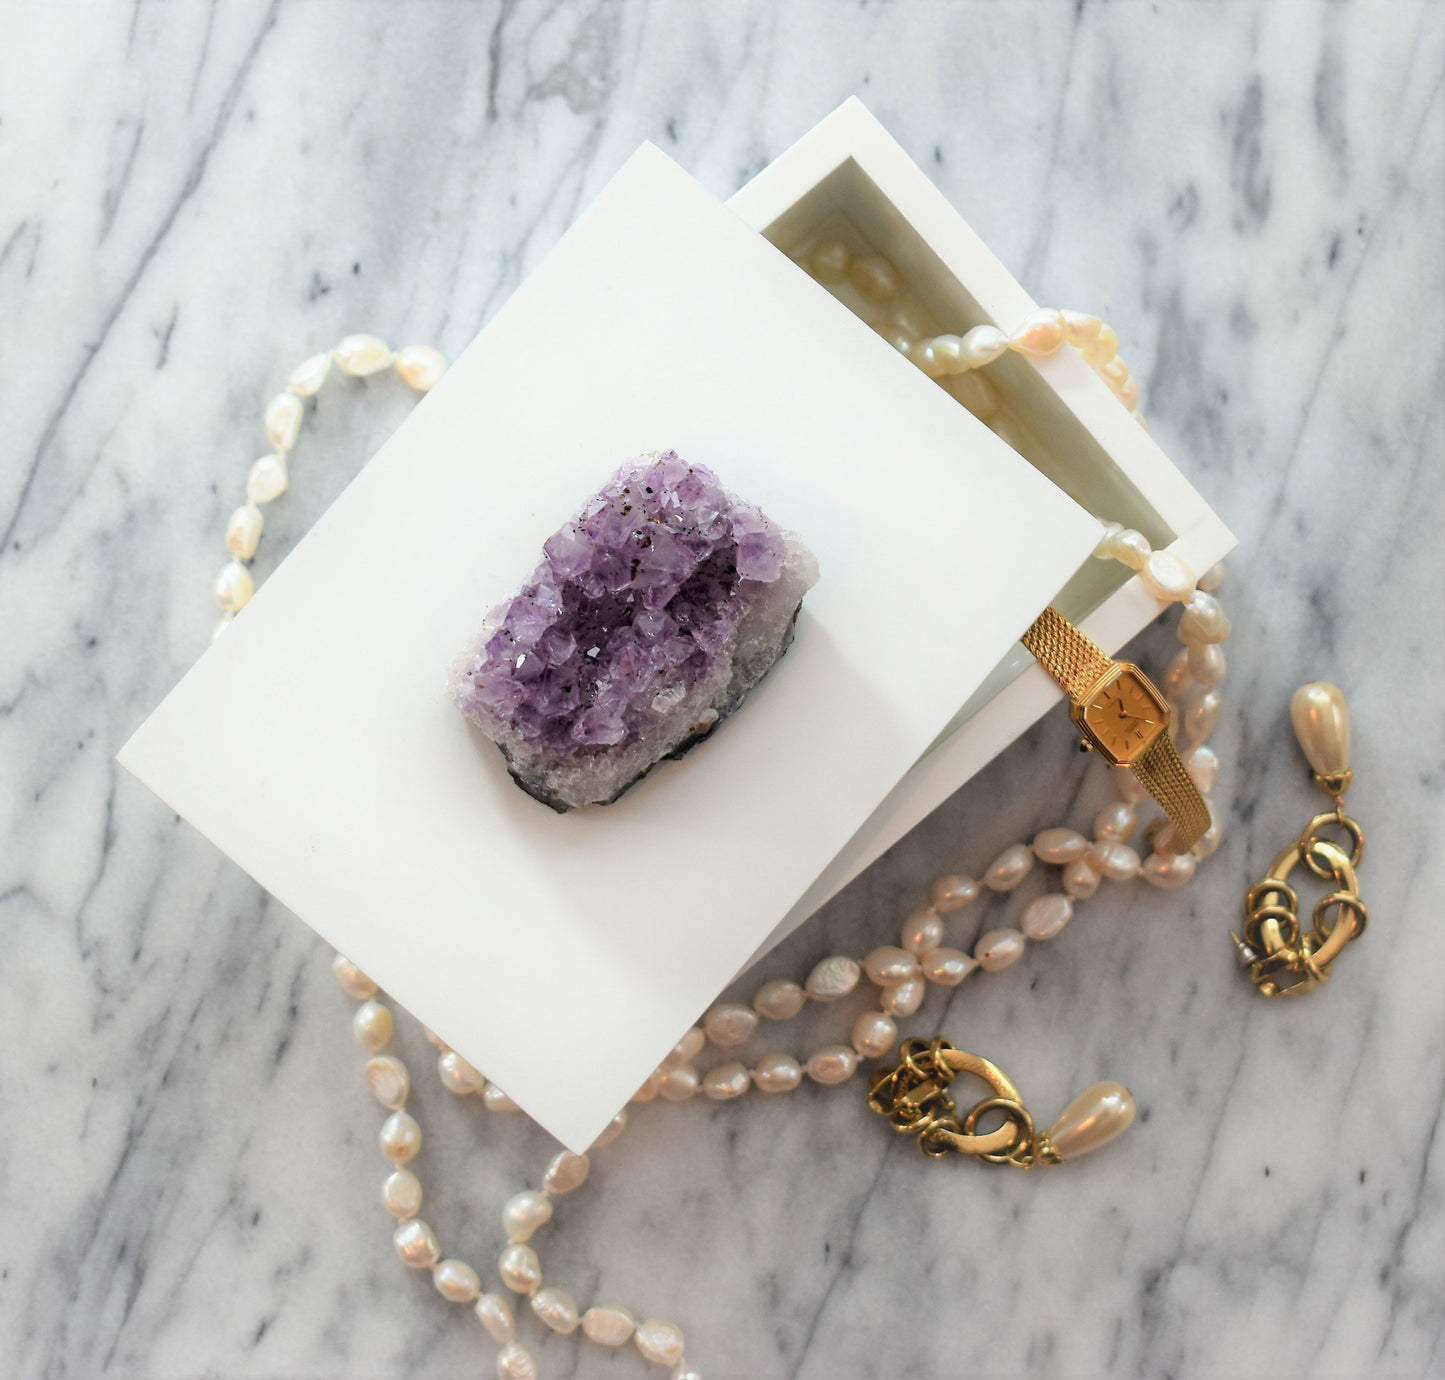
left=1022, top=604, right=1210, bottom=856
left=1020, top=606, right=1112, bottom=700
left=1132, top=733, right=1212, bottom=853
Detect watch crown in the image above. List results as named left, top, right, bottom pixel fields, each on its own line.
left=1078, top=739, right=1094, bottom=754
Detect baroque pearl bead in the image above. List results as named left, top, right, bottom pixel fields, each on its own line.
left=365, top=1055, right=409, bottom=1110
left=382, top=1168, right=422, bottom=1218
left=215, top=561, right=253, bottom=613
left=919, top=948, right=976, bottom=986
left=809, top=239, right=851, bottom=280
left=1143, top=851, right=1197, bottom=889
left=475, top=1293, right=516, bottom=1343
left=495, top=1341, right=539, bottom=1380
left=863, top=945, right=920, bottom=987
left=394, top=1218, right=440, bottom=1268
left=434, top=1258, right=481, bottom=1302
left=264, top=391, right=303, bottom=451
left=331, top=954, right=376, bottom=999
left=288, top=352, right=332, bottom=396
left=1092, top=801, right=1137, bottom=842
left=380, top=1110, right=421, bottom=1165
left=928, top=333, right=964, bottom=373
left=483, top=1084, right=519, bottom=1112
left=1183, top=745, right=1220, bottom=795
left=1161, top=648, right=1193, bottom=701
left=850, top=1011, right=898, bottom=1059
left=583, top=1305, right=636, bottom=1346
left=1010, top=308, right=1065, bottom=356
left=900, top=907, right=944, bottom=955
left=805, top=955, right=861, bottom=1002
left=592, top=1110, right=627, bottom=1148
left=806, top=1045, right=858, bottom=1085
left=1085, top=322, right=1118, bottom=365
left=663, top=1026, right=706, bottom=1069
left=1020, top=893, right=1074, bottom=941
left=1062, top=310, right=1103, bottom=347
left=1184, top=688, right=1223, bottom=745
left=975, top=928, right=1026, bottom=971
left=752, top=980, right=806, bottom=1021
left=702, top=1062, right=750, bottom=1100
left=1047, top=1082, right=1135, bottom=1160
left=1101, top=356, right=1130, bottom=390
left=502, top=1190, right=552, bottom=1244
left=1062, top=855, right=1102, bottom=899
left=753, top=1053, right=803, bottom=1092
left=543, top=1150, right=590, bottom=1195
left=224, top=503, right=263, bottom=560
left=1141, top=550, right=1196, bottom=603
left=498, top=1243, right=542, bottom=1294
left=1179, top=590, right=1231, bottom=644
left=658, top=1064, right=699, bottom=1101
left=960, top=324, right=1009, bottom=366
left=985, top=843, right=1033, bottom=891
left=438, top=1050, right=486, bottom=1095
left=333, top=333, right=392, bottom=376
left=1187, top=642, right=1227, bottom=687
left=881, top=975, right=926, bottom=1019
left=1291, top=682, right=1350, bottom=777
left=246, top=453, right=288, bottom=504
left=1090, top=840, right=1142, bottom=882
left=635, top=1318, right=687, bottom=1367
left=531, top=1286, right=580, bottom=1334
left=1198, top=561, right=1224, bottom=591
left=930, top=874, right=979, bottom=912
left=1106, top=528, right=1151, bottom=570
left=704, top=1003, right=758, bottom=1047
left=395, top=344, right=446, bottom=392
left=352, top=1000, right=393, bottom=1053
left=851, top=254, right=899, bottom=300
left=1032, top=828, right=1090, bottom=864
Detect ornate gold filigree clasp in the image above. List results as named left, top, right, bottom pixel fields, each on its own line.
left=867, top=1038, right=1134, bottom=1167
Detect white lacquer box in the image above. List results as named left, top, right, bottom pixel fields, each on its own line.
left=119, top=101, right=1233, bottom=1152
left=732, top=98, right=1236, bottom=959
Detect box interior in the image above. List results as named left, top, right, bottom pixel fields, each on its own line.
left=759, top=157, right=1180, bottom=743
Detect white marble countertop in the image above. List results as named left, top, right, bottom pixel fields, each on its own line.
left=3, top=3, right=1442, bottom=1377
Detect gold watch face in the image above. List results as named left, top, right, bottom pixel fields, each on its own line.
left=1074, top=665, right=1169, bottom=766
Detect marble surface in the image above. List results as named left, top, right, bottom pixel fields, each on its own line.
left=2, top=2, right=1442, bottom=1377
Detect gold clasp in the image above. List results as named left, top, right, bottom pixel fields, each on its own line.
left=1233, top=809, right=1368, bottom=996
left=868, top=1039, right=1134, bottom=1167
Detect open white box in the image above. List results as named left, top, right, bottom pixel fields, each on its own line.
left=730, top=99, right=1236, bottom=958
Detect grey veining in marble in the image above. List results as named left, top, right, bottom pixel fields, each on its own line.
left=2, top=2, right=1443, bottom=1377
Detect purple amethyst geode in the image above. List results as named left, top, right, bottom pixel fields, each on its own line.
left=449, top=452, right=819, bottom=811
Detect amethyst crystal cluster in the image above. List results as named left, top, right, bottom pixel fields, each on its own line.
left=450, top=452, right=818, bottom=811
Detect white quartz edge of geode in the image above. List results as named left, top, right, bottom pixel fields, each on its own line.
left=449, top=533, right=819, bottom=812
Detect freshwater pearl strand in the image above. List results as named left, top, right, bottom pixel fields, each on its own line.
left=211, top=334, right=446, bottom=641
left=806, top=237, right=1150, bottom=433
left=219, top=319, right=1228, bottom=1378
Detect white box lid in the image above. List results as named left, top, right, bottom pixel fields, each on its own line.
left=117, top=142, right=1102, bottom=1152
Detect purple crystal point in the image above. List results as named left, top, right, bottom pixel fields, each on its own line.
left=450, top=451, right=818, bottom=811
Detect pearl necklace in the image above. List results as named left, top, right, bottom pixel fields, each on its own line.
left=210, top=297, right=1230, bottom=1379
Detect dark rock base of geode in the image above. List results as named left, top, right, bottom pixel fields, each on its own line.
left=496, top=603, right=803, bottom=813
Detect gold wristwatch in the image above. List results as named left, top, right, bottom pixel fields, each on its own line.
left=1022, top=606, right=1210, bottom=854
